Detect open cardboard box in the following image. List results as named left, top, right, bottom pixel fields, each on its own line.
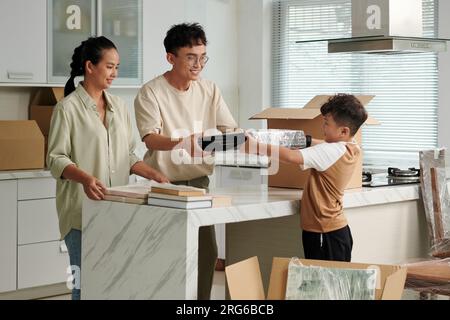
left=29, top=87, right=64, bottom=136
left=250, top=95, right=379, bottom=189
left=0, top=120, right=45, bottom=170
left=29, top=87, right=64, bottom=166
left=225, top=256, right=407, bottom=300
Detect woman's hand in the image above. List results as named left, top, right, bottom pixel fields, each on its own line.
left=81, top=176, right=106, bottom=200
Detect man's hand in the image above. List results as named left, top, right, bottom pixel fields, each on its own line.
left=81, top=176, right=106, bottom=200
left=151, top=171, right=170, bottom=183
left=179, top=133, right=211, bottom=158
left=240, top=133, right=259, bottom=155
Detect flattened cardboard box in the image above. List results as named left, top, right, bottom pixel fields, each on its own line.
left=226, top=256, right=407, bottom=300
left=0, top=120, right=44, bottom=170
left=250, top=95, right=379, bottom=189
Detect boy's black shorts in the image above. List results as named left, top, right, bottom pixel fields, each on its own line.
left=302, top=225, right=353, bottom=262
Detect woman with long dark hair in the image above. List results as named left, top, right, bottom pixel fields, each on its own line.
left=47, top=36, right=169, bottom=300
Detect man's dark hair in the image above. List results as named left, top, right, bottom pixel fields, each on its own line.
left=164, top=23, right=208, bottom=55
left=320, top=94, right=369, bottom=136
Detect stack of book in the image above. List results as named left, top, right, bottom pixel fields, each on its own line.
left=148, top=183, right=233, bottom=209
left=148, top=183, right=212, bottom=209
left=103, top=182, right=233, bottom=209
left=104, top=184, right=152, bottom=205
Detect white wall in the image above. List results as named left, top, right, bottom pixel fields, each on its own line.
left=0, top=88, right=32, bottom=120
left=237, top=0, right=272, bottom=130
left=142, top=0, right=239, bottom=121
left=438, top=0, right=450, bottom=152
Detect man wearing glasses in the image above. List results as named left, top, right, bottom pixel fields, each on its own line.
left=134, top=23, right=237, bottom=300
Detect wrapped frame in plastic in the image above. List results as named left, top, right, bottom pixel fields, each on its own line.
left=247, top=129, right=310, bottom=149
left=419, top=148, right=450, bottom=258
left=285, top=257, right=377, bottom=300
left=403, top=258, right=450, bottom=297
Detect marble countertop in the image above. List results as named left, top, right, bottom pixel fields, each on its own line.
left=0, top=169, right=52, bottom=181
left=210, top=183, right=421, bottom=210
left=174, top=184, right=423, bottom=228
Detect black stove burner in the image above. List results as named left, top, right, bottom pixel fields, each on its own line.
left=363, top=167, right=421, bottom=187
left=362, top=171, right=372, bottom=182
left=388, top=167, right=420, bottom=178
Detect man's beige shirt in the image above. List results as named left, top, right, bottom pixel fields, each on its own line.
left=134, top=75, right=237, bottom=182
left=47, top=84, right=140, bottom=239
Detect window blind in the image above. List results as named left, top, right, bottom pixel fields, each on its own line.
left=272, top=0, right=438, bottom=168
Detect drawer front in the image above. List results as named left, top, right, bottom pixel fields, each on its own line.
left=18, top=241, right=70, bottom=289
left=18, top=199, right=60, bottom=245
left=220, top=167, right=265, bottom=188
left=18, top=178, right=56, bottom=200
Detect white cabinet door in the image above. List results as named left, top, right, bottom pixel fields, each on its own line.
left=18, top=177, right=56, bottom=200
left=0, top=0, right=47, bottom=83
left=100, top=0, right=143, bottom=85
left=18, top=199, right=60, bottom=245
left=18, top=241, right=70, bottom=289
left=0, top=180, right=17, bottom=293
left=48, top=0, right=142, bottom=85
left=47, top=0, right=95, bottom=83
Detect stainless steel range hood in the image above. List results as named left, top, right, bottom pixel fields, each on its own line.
left=320, top=0, right=449, bottom=54
left=327, top=36, right=448, bottom=54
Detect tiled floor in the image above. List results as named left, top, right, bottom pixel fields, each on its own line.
left=40, top=271, right=226, bottom=300
left=40, top=277, right=450, bottom=300
left=211, top=271, right=226, bottom=300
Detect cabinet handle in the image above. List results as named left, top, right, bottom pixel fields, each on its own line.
left=7, top=72, right=34, bottom=80
left=60, top=242, right=68, bottom=253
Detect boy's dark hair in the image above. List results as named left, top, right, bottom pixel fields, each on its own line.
left=320, top=94, right=368, bottom=136
left=164, top=23, right=208, bottom=55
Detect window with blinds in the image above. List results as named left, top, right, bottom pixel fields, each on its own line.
left=272, top=0, right=438, bottom=168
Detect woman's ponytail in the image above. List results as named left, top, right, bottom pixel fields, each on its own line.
left=64, top=41, right=86, bottom=97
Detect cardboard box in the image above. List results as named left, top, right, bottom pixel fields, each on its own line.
left=29, top=87, right=64, bottom=136
left=250, top=95, right=379, bottom=189
left=226, top=256, right=407, bottom=300
left=0, top=120, right=45, bottom=170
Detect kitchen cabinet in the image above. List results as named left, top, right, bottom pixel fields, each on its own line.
left=0, top=180, right=17, bottom=293
left=48, top=0, right=95, bottom=84
left=0, top=175, right=70, bottom=294
left=16, top=177, right=69, bottom=290
left=0, top=0, right=47, bottom=83
left=100, top=0, right=143, bottom=85
left=48, top=0, right=142, bottom=85
left=212, top=165, right=268, bottom=260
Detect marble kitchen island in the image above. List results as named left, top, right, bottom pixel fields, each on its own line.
left=81, top=184, right=429, bottom=299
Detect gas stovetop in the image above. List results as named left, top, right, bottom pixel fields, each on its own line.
left=363, top=167, right=420, bottom=188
